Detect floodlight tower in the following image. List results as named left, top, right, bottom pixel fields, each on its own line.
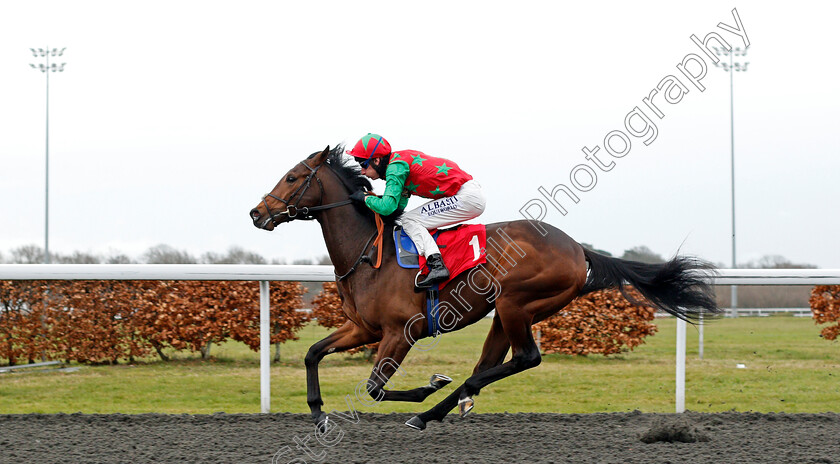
left=29, top=47, right=67, bottom=264
left=714, top=46, right=749, bottom=318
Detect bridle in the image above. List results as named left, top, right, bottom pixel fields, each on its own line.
left=257, top=159, right=379, bottom=280
left=259, top=160, right=352, bottom=225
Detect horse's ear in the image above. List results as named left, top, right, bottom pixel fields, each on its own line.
left=313, top=145, right=330, bottom=165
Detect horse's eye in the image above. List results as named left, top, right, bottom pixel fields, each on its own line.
left=286, top=175, right=296, bottom=183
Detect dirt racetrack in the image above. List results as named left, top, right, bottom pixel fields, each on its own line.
left=2, top=411, right=839, bottom=463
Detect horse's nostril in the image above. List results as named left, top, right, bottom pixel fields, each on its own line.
left=250, top=209, right=261, bottom=221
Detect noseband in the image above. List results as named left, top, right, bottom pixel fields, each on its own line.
left=259, top=159, right=381, bottom=281
left=260, top=160, right=353, bottom=225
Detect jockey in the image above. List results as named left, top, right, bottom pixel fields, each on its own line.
left=348, top=133, right=486, bottom=288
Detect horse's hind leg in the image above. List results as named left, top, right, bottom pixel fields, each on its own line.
left=363, top=332, right=452, bottom=404
left=306, top=321, right=377, bottom=428
left=403, top=314, right=511, bottom=430
left=471, top=314, right=510, bottom=375
left=406, top=301, right=541, bottom=430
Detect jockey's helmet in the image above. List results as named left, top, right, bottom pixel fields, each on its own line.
left=347, top=133, right=391, bottom=165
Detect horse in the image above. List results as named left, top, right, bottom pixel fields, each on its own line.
left=249, top=145, right=720, bottom=431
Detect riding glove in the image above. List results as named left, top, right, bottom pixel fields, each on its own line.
left=349, top=190, right=368, bottom=204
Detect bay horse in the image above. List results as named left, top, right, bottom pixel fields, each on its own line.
left=250, top=145, right=719, bottom=430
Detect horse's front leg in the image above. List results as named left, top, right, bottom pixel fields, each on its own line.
left=305, top=321, right=377, bottom=428
left=363, top=331, right=452, bottom=404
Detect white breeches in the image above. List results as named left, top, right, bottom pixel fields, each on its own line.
left=398, top=180, right=486, bottom=257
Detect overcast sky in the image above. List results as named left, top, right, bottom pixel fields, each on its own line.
left=1, top=1, right=838, bottom=267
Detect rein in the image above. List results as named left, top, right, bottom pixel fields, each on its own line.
left=260, top=160, right=352, bottom=222
left=260, top=159, right=384, bottom=280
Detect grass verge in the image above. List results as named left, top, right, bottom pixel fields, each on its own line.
left=0, top=316, right=837, bottom=414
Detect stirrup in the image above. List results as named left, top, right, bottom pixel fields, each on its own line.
left=414, top=271, right=426, bottom=288
left=415, top=269, right=449, bottom=288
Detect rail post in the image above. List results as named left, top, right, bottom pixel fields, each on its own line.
left=676, top=317, right=686, bottom=413
left=260, top=280, right=270, bottom=413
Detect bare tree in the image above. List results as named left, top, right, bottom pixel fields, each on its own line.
left=621, top=245, right=665, bottom=264
left=9, top=245, right=46, bottom=264
left=579, top=243, right=612, bottom=257
left=142, top=244, right=197, bottom=264
left=745, top=254, right=817, bottom=270
left=56, top=251, right=101, bottom=264
left=105, top=254, right=134, bottom=264
left=716, top=254, right=818, bottom=308
left=201, top=246, right=266, bottom=264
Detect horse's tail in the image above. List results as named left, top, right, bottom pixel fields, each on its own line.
left=581, top=248, right=720, bottom=323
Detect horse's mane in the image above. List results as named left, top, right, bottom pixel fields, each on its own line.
left=308, top=144, right=402, bottom=225
left=309, top=145, right=372, bottom=193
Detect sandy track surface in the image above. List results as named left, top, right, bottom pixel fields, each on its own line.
left=2, top=411, right=839, bottom=463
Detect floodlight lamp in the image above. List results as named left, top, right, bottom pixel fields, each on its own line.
left=30, top=48, right=38, bottom=57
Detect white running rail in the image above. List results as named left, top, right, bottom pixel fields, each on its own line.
left=1, top=265, right=839, bottom=413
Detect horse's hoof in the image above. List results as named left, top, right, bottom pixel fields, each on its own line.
left=429, top=373, right=452, bottom=390
left=458, top=396, right=474, bottom=417
left=315, top=412, right=329, bottom=433
left=405, top=416, right=427, bottom=431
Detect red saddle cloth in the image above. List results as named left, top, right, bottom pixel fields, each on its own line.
left=418, top=224, right=487, bottom=289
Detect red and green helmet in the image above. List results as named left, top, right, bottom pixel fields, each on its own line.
left=347, top=133, right=392, bottom=160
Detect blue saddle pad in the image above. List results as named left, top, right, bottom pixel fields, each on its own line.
left=394, top=227, right=439, bottom=269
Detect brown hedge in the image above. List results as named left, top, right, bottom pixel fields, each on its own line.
left=534, top=288, right=658, bottom=356
left=0, top=280, right=307, bottom=364
left=810, top=285, right=840, bottom=341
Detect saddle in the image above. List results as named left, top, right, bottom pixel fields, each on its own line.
left=393, top=223, right=487, bottom=337
left=393, top=224, right=487, bottom=289
left=394, top=228, right=437, bottom=269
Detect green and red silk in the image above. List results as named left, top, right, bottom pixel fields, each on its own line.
left=390, top=150, right=473, bottom=199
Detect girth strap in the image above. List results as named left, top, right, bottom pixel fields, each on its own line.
left=426, top=285, right=440, bottom=338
